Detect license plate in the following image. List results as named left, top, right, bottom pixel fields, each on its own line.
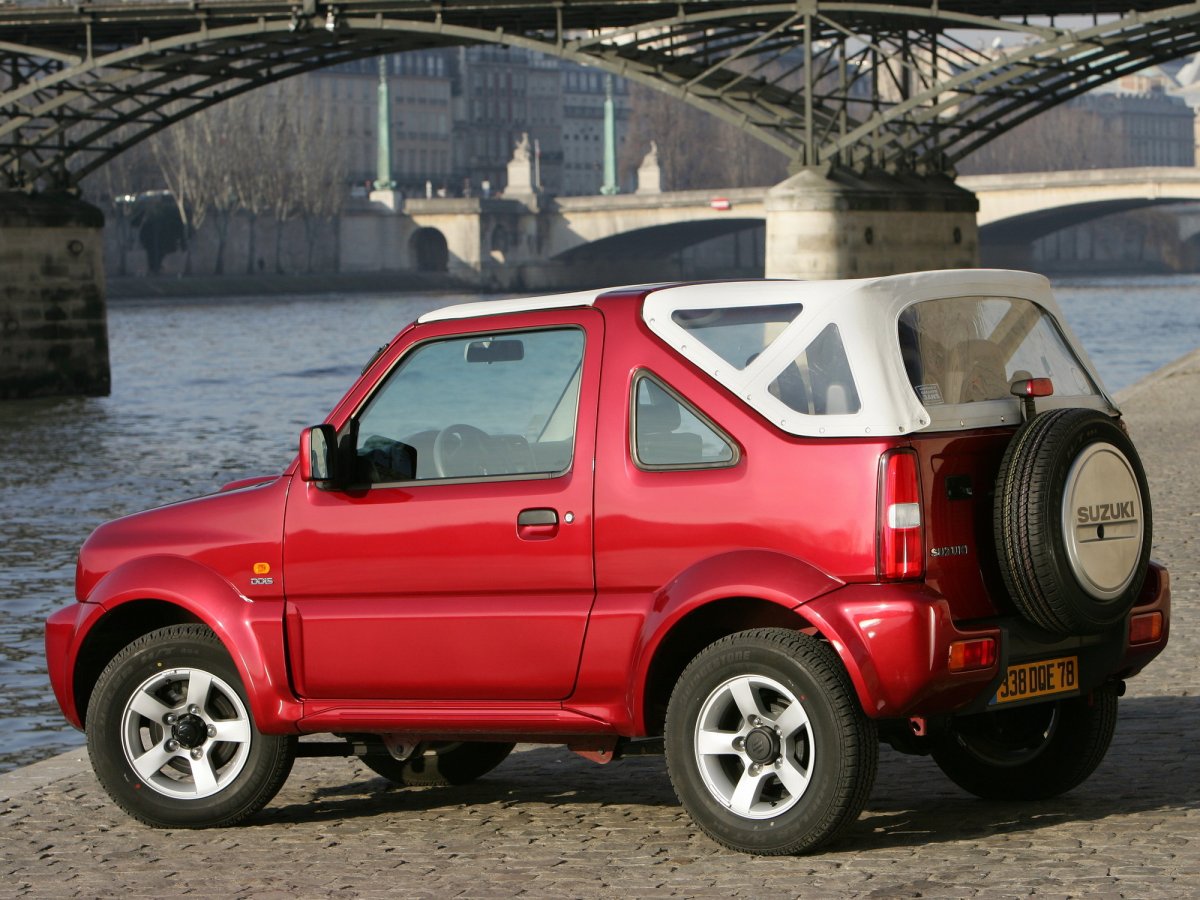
left=991, top=655, right=1078, bottom=705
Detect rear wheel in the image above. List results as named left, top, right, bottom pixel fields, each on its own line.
left=665, top=628, right=877, bottom=856
left=361, top=741, right=515, bottom=787
left=86, top=624, right=295, bottom=828
left=930, top=686, right=1118, bottom=800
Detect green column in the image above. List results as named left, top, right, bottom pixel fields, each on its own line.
left=600, top=74, right=618, bottom=195
left=374, top=55, right=396, bottom=191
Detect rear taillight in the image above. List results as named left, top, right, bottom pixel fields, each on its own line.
left=877, top=449, right=924, bottom=581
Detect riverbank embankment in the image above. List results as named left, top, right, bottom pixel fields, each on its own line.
left=106, top=270, right=475, bottom=300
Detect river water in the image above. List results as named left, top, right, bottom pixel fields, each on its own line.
left=2, top=276, right=1198, bottom=774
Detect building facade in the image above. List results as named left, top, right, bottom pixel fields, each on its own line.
left=315, top=47, right=630, bottom=199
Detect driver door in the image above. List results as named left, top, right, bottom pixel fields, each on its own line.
left=283, top=312, right=601, bottom=701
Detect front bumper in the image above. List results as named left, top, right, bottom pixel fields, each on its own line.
left=44, top=601, right=105, bottom=730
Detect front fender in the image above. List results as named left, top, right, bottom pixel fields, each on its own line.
left=82, top=555, right=300, bottom=733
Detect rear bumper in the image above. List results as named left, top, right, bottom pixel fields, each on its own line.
left=801, top=560, right=1170, bottom=719
left=953, top=559, right=1170, bottom=716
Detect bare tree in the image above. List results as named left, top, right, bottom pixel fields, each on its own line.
left=230, top=81, right=293, bottom=274
left=149, top=106, right=216, bottom=274
left=81, top=129, right=161, bottom=276
left=957, top=104, right=1117, bottom=174
left=194, top=103, right=242, bottom=275
left=282, top=78, right=350, bottom=272
left=619, top=85, right=789, bottom=190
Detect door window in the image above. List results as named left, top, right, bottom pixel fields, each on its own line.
left=354, top=327, right=585, bottom=482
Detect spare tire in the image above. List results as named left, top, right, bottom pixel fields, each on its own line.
left=994, top=408, right=1151, bottom=635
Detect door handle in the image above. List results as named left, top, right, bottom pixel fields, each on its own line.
left=517, top=508, right=558, bottom=527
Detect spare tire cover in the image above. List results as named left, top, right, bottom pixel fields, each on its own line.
left=994, top=408, right=1152, bottom=635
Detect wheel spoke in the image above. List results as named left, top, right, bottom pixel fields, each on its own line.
left=128, top=689, right=173, bottom=723
left=696, top=727, right=738, bottom=757
left=774, top=756, right=813, bottom=799
left=210, top=718, right=251, bottom=745
left=773, top=699, right=810, bottom=738
left=728, top=677, right=763, bottom=722
left=190, top=753, right=219, bottom=795
left=185, top=669, right=213, bottom=712
left=131, top=743, right=175, bottom=782
left=728, top=768, right=767, bottom=816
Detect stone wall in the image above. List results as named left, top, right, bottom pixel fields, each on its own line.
left=0, top=193, right=110, bottom=399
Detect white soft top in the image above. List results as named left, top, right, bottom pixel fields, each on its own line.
left=420, top=270, right=1112, bottom=438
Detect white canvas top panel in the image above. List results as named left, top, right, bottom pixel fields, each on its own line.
left=640, top=270, right=1113, bottom=438
left=418, top=287, right=608, bottom=323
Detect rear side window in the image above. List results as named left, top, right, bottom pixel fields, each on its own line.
left=899, top=297, right=1098, bottom=406
left=769, top=323, right=861, bottom=415
left=632, top=374, right=737, bottom=470
left=671, top=304, right=803, bottom=369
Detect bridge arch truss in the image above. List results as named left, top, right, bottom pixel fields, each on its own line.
left=4, top=1, right=1200, bottom=189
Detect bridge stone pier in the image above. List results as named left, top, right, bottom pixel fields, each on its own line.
left=764, top=168, right=979, bottom=280
left=0, top=193, right=110, bottom=399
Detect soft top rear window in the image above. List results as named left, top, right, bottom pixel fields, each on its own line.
left=899, top=297, right=1098, bottom=406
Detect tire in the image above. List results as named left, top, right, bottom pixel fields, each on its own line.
left=85, top=624, right=296, bottom=828
left=664, top=628, right=877, bottom=856
left=362, top=741, right=515, bottom=787
left=994, top=408, right=1152, bottom=635
left=930, top=686, right=1118, bottom=801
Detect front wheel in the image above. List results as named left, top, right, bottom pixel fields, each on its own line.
left=930, top=686, right=1118, bottom=800
left=665, top=628, right=877, bottom=856
left=86, top=624, right=295, bottom=828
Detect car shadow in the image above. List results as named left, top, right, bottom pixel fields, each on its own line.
left=256, top=694, right=1200, bottom=851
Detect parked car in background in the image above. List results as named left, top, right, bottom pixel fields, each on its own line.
left=47, top=270, right=1169, bottom=854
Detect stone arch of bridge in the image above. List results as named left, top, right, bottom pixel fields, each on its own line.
left=981, top=198, right=1199, bottom=245
left=409, top=226, right=448, bottom=272
left=551, top=218, right=765, bottom=264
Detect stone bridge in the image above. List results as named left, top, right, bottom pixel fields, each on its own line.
left=341, top=167, right=1200, bottom=290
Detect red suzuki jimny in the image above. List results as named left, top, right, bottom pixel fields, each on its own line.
left=46, top=270, right=1169, bottom=855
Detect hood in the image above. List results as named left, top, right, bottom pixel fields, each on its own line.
left=76, top=475, right=291, bottom=603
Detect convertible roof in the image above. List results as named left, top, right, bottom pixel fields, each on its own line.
left=419, top=271, right=1112, bottom=437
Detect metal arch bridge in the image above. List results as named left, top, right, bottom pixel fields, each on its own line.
left=5, top=2, right=1200, bottom=191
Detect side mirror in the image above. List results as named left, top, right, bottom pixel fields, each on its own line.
left=299, top=424, right=339, bottom=484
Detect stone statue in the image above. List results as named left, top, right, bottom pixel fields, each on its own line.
left=512, top=132, right=531, bottom=163
left=636, top=140, right=662, bottom=195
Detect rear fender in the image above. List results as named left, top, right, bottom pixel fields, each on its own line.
left=800, top=583, right=1000, bottom=717
left=81, top=556, right=299, bottom=733
left=628, top=550, right=842, bottom=731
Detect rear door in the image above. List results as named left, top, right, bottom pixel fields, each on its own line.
left=282, top=311, right=602, bottom=701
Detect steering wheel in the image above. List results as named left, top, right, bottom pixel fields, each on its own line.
left=432, top=424, right=490, bottom=477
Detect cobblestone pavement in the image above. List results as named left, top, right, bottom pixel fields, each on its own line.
left=2, top=353, right=1197, bottom=899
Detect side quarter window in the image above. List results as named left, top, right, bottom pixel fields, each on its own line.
left=632, top=373, right=738, bottom=470
left=354, top=327, right=585, bottom=483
